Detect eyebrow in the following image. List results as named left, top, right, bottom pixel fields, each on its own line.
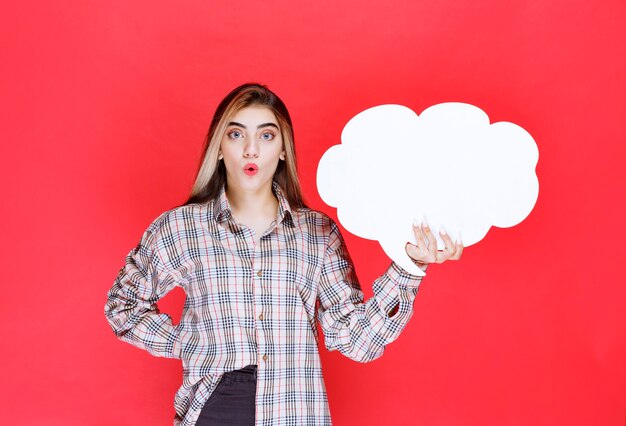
left=228, top=121, right=279, bottom=130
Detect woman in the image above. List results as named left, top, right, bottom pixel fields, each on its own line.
left=105, top=83, right=462, bottom=426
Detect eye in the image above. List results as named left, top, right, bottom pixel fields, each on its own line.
left=260, top=131, right=275, bottom=141
left=227, top=129, right=244, bottom=140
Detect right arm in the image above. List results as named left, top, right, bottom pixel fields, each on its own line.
left=104, top=223, right=182, bottom=359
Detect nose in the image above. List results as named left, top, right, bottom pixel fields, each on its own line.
left=243, top=137, right=259, bottom=158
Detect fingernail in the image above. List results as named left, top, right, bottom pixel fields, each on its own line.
left=412, top=218, right=419, bottom=227
left=440, top=227, right=447, bottom=235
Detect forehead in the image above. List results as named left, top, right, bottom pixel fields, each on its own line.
left=228, top=106, right=278, bottom=126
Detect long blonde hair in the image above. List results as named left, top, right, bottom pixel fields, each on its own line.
left=185, top=83, right=306, bottom=209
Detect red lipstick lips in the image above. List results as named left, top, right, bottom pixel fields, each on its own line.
left=244, top=163, right=258, bottom=176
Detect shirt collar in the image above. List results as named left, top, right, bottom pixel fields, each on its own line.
left=213, top=186, right=232, bottom=223
left=273, top=182, right=295, bottom=227
left=212, top=181, right=294, bottom=227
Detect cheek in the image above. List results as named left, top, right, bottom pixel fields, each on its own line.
left=259, top=143, right=278, bottom=157
left=220, top=144, right=237, bottom=160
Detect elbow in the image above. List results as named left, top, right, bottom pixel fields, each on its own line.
left=326, top=336, right=386, bottom=363
left=343, top=344, right=385, bottom=363
left=104, top=302, right=133, bottom=338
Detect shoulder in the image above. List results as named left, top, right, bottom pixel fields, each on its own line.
left=144, top=203, right=210, bottom=238
left=292, top=206, right=331, bottom=226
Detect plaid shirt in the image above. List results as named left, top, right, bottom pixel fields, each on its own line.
left=105, top=183, right=423, bottom=425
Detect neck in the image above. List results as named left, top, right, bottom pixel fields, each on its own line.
left=225, top=183, right=278, bottom=218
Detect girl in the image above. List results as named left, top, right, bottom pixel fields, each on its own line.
left=105, top=83, right=463, bottom=426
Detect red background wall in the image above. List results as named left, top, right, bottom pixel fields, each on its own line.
left=1, top=1, right=625, bottom=425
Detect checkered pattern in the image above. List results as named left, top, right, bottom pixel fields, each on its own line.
left=105, top=183, right=423, bottom=425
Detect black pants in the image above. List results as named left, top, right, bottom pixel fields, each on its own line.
left=196, top=365, right=257, bottom=426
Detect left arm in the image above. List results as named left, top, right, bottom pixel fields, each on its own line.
left=317, top=220, right=421, bottom=363
left=317, top=220, right=463, bottom=363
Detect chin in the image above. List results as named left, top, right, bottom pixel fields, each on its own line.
left=234, top=177, right=272, bottom=192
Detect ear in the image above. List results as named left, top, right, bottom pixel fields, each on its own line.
left=279, top=150, right=285, bottom=161
left=218, top=151, right=223, bottom=160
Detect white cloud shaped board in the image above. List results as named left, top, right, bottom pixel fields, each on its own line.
left=316, top=103, right=539, bottom=276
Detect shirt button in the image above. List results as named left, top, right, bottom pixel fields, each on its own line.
left=258, top=313, right=264, bottom=321
left=256, top=270, right=263, bottom=277
left=262, top=354, right=268, bottom=362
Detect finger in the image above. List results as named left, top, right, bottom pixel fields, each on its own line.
left=422, top=222, right=438, bottom=259
left=451, top=241, right=464, bottom=260
left=405, top=243, right=426, bottom=263
left=412, top=222, right=427, bottom=251
left=407, top=222, right=433, bottom=264
left=439, top=228, right=456, bottom=255
left=438, top=240, right=464, bottom=262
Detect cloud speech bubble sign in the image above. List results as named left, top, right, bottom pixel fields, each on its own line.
left=316, top=103, right=539, bottom=276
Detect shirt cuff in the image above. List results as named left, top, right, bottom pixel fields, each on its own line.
left=387, top=262, right=425, bottom=288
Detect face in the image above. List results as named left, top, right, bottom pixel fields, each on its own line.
left=219, top=106, right=285, bottom=194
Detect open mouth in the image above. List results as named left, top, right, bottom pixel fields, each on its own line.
left=244, top=163, right=258, bottom=176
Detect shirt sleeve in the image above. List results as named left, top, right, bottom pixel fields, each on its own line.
left=317, top=219, right=423, bottom=363
left=104, top=221, right=182, bottom=359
